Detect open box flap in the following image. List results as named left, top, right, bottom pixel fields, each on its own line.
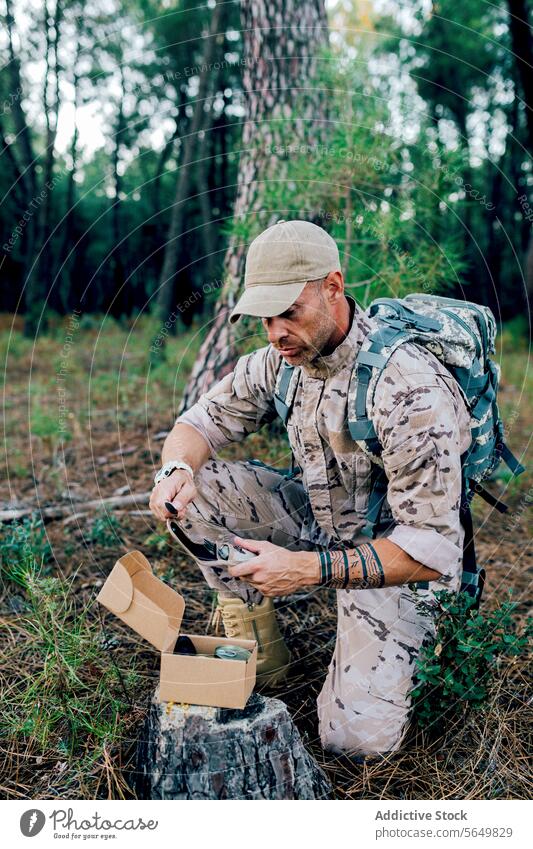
left=96, top=563, right=132, bottom=614
left=96, top=550, right=152, bottom=613
left=131, top=569, right=185, bottom=651
left=121, top=549, right=152, bottom=574
left=96, top=550, right=185, bottom=650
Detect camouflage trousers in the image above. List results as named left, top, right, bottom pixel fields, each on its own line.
left=177, top=457, right=437, bottom=757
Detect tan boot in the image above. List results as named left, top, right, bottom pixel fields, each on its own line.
left=216, top=596, right=291, bottom=687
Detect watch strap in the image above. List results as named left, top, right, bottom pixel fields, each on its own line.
left=154, top=460, right=194, bottom=485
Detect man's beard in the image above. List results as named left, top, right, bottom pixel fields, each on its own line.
left=283, top=324, right=335, bottom=366
left=277, top=298, right=338, bottom=365
left=304, top=312, right=338, bottom=363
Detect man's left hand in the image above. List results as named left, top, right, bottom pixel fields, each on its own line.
left=228, top=537, right=315, bottom=597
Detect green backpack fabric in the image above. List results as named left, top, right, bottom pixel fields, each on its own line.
left=273, top=294, right=525, bottom=603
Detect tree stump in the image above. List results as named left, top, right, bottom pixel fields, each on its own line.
left=133, top=691, right=331, bottom=800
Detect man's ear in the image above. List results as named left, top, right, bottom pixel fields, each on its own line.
left=325, top=270, right=344, bottom=302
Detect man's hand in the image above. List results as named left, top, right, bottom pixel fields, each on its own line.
left=149, top=469, right=197, bottom=522
left=227, top=536, right=316, bottom=597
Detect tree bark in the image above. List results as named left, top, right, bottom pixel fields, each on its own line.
left=179, top=0, right=329, bottom=411
left=133, top=691, right=331, bottom=800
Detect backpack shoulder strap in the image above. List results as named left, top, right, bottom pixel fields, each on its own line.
left=348, top=306, right=443, bottom=539
left=347, top=321, right=415, bottom=539
left=460, top=486, right=485, bottom=607
left=347, top=321, right=412, bottom=449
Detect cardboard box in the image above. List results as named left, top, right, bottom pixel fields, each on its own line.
left=96, top=550, right=257, bottom=709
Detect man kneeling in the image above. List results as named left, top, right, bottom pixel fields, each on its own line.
left=149, top=221, right=470, bottom=757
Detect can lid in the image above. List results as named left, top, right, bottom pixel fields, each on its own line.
left=214, top=645, right=251, bottom=661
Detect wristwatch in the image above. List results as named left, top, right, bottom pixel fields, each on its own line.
left=154, top=460, right=194, bottom=486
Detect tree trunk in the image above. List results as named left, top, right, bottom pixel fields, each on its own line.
left=20, top=0, right=63, bottom=335
left=507, top=0, right=533, bottom=153
left=179, top=0, right=329, bottom=412
left=154, top=1, right=224, bottom=336
left=5, top=0, right=36, bottom=198
left=109, top=67, right=127, bottom=317
left=57, top=48, right=81, bottom=313
left=5, top=0, right=40, bottom=332
left=507, top=0, right=533, bottom=323
left=38, top=0, right=62, bottom=295
left=197, top=123, right=219, bottom=285
left=151, top=119, right=180, bottom=219
left=133, top=691, right=331, bottom=800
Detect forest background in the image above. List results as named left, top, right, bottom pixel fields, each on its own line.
left=0, top=0, right=531, bottom=801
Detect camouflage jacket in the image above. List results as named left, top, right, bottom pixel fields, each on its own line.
left=176, top=298, right=472, bottom=587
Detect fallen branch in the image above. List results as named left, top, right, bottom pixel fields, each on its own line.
left=0, top=492, right=151, bottom=523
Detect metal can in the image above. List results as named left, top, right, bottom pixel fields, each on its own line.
left=214, top=645, right=251, bottom=661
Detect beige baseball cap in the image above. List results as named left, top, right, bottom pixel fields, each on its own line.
left=229, top=219, right=341, bottom=323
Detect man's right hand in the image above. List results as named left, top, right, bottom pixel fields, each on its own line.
left=149, top=469, right=197, bottom=522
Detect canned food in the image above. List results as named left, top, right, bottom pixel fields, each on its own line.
left=214, top=645, right=251, bottom=661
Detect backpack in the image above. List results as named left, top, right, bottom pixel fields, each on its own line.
left=273, top=294, right=525, bottom=604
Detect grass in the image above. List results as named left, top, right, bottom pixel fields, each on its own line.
left=0, top=313, right=530, bottom=799
left=86, top=512, right=124, bottom=548
left=0, top=515, right=52, bottom=588
left=0, top=558, right=142, bottom=798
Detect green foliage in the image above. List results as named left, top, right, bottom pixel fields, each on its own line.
left=143, top=531, right=168, bottom=552
left=6, top=448, right=30, bottom=478
left=256, top=52, right=466, bottom=307
left=376, top=0, right=530, bottom=318
left=0, top=515, right=53, bottom=589
left=0, top=569, right=137, bottom=757
left=501, top=314, right=529, bottom=346
left=86, top=512, right=123, bottom=547
left=30, top=409, right=62, bottom=441
left=407, top=0, right=509, bottom=131
left=412, top=590, right=531, bottom=728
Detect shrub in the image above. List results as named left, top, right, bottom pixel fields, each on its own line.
left=412, top=590, right=531, bottom=728
left=86, top=511, right=123, bottom=547
left=0, top=569, right=138, bottom=761
left=0, top=515, right=52, bottom=589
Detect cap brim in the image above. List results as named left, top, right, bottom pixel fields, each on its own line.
left=229, top=281, right=307, bottom=324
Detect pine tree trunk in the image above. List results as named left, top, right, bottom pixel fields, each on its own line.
left=179, top=0, right=329, bottom=412
left=507, top=0, right=533, bottom=152
left=133, top=692, right=331, bottom=800
left=154, top=1, right=224, bottom=336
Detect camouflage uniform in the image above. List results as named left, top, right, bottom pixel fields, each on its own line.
left=175, top=297, right=472, bottom=756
